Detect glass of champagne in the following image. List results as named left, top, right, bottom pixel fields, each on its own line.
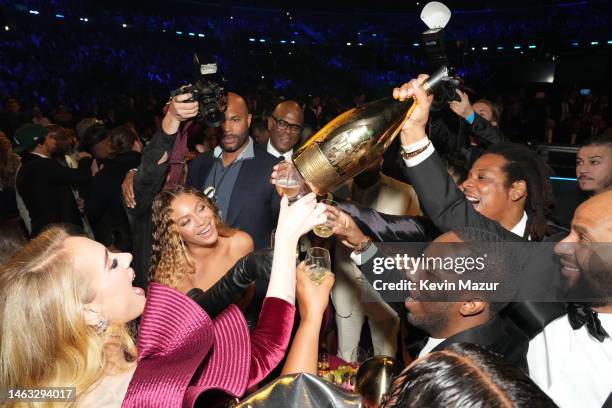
left=305, top=247, right=331, bottom=285
left=313, top=199, right=337, bottom=238
left=275, top=160, right=303, bottom=202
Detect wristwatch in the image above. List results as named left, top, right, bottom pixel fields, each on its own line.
left=353, top=237, right=373, bottom=254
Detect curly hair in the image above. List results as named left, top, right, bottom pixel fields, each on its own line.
left=150, top=186, right=235, bottom=289
left=484, top=143, right=554, bottom=241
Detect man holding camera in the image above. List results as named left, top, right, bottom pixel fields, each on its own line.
left=123, top=91, right=279, bottom=286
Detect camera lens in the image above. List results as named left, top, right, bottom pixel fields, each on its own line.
left=205, top=109, right=225, bottom=127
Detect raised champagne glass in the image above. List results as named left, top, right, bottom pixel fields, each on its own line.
left=305, top=246, right=332, bottom=285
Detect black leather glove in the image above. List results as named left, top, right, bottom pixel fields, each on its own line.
left=186, top=248, right=273, bottom=318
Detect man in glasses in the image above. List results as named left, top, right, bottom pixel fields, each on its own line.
left=266, top=100, right=304, bottom=161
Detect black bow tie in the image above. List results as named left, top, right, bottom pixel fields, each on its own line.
left=567, top=303, right=610, bottom=342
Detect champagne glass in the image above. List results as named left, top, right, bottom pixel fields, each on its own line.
left=275, top=160, right=304, bottom=202
left=305, top=247, right=331, bottom=285
left=313, top=199, right=337, bottom=238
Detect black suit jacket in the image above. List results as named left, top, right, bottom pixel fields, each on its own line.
left=433, top=315, right=529, bottom=372
left=400, top=151, right=566, bottom=337
left=186, top=144, right=280, bottom=249
left=16, top=153, right=91, bottom=236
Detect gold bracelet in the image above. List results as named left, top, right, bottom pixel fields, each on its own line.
left=400, top=140, right=431, bottom=160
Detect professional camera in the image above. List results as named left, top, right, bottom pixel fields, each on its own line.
left=170, top=54, right=227, bottom=127
left=420, top=2, right=464, bottom=108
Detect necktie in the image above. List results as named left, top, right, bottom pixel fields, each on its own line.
left=567, top=303, right=610, bottom=342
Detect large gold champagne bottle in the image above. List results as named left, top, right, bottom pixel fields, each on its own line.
left=293, top=66, right=455, bottom=195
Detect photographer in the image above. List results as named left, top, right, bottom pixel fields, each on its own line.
left=430, top=89, right=504, bottom=167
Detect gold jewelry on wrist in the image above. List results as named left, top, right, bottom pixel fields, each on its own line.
left=400, top=140, right=431, bottom=160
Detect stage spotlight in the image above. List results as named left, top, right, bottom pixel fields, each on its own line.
left=528, top=45, right=536, bottom=49
left=590, top=41, right=599, bottom=45
left=198, top=33, right=205, bottom=38
left=29, top=10, right=39, bottom=15
left=188, top=32, right=195, bottom=36
left=4, top=25, right=9, bottom=31
left=260, top=39, right=266, bottom=42
left=122, top=23, right=127, bottom=28
left=514, top=45, right=521, bottom=49
left=55, top=14, right=64, bottom=19
left=249, top=38, right=256, bottom=42
left=497, top=46, right=504, bottom=50
left=176, top=31, right=183, bottom=35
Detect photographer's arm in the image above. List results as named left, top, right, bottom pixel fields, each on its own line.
left=123, top=93, right=198, bottom=213
left=449, top=89, right=503, bottom=147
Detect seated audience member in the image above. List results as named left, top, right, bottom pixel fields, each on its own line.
left=382, top=343, right=557, bottom=408
left=85, top=126, right=142, bottom=248
left=552, top=133, right=612, bottom=229
left=0, top=193, right=326, bottom=407
left=528, top=190, right=612, bottom=408
left=15, top=123, right=92, bottom=236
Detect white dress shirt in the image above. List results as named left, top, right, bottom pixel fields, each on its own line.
left=527, top=313, right=612, bottom=408
left=266, top=140, right=293, bottom=160
left=418, top=337, right=446, bottom=357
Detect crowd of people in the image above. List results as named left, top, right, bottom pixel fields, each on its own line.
left=1, top=1, right=612, bottom=408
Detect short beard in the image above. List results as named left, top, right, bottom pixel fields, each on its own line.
left=406, top=303, right=454, bottom=337
left=221, top=133, right=249, bottom=153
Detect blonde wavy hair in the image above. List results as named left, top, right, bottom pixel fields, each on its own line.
left=150, top=186, right=235, bottom=289
left=0, top=226, right=136, bottom=408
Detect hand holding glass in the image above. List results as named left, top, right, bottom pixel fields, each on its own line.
left=305, top=247, right=331, bottom=285
left=313, top=199, right=338, bottom=238
left=275, top=161, right=304, bottom=202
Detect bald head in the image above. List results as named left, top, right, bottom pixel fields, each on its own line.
left=569, top=190, right=612, bottom=242
left=272, top=101, right=304, bottom=124
left=226, top=92, right=249, bottom=116
left=220, top=92, right=252, bottom=153
left=268, top=100, right=304, bottom=154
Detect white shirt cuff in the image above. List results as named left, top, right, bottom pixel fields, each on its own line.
left=401, top=139, right=436, bottom=167
left=350, top=243, right=379, bottom=266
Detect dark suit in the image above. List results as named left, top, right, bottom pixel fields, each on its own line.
left=432, top=315, right=529, bottom=372
left=350, top=150, right=565, bottom=338
left=186, top=144, right=280, bottom=250
left=404, top=151, right=566, bottom=337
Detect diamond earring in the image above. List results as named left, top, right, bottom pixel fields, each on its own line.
left=96, top=318, right=109, bottom=334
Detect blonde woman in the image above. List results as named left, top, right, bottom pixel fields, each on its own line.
left=0, top=227, right=142, bottom=407
left=0, top=193, right=325, bottom=407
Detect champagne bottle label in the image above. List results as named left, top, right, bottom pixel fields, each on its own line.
left=293, top=66, right=453, bottom=195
